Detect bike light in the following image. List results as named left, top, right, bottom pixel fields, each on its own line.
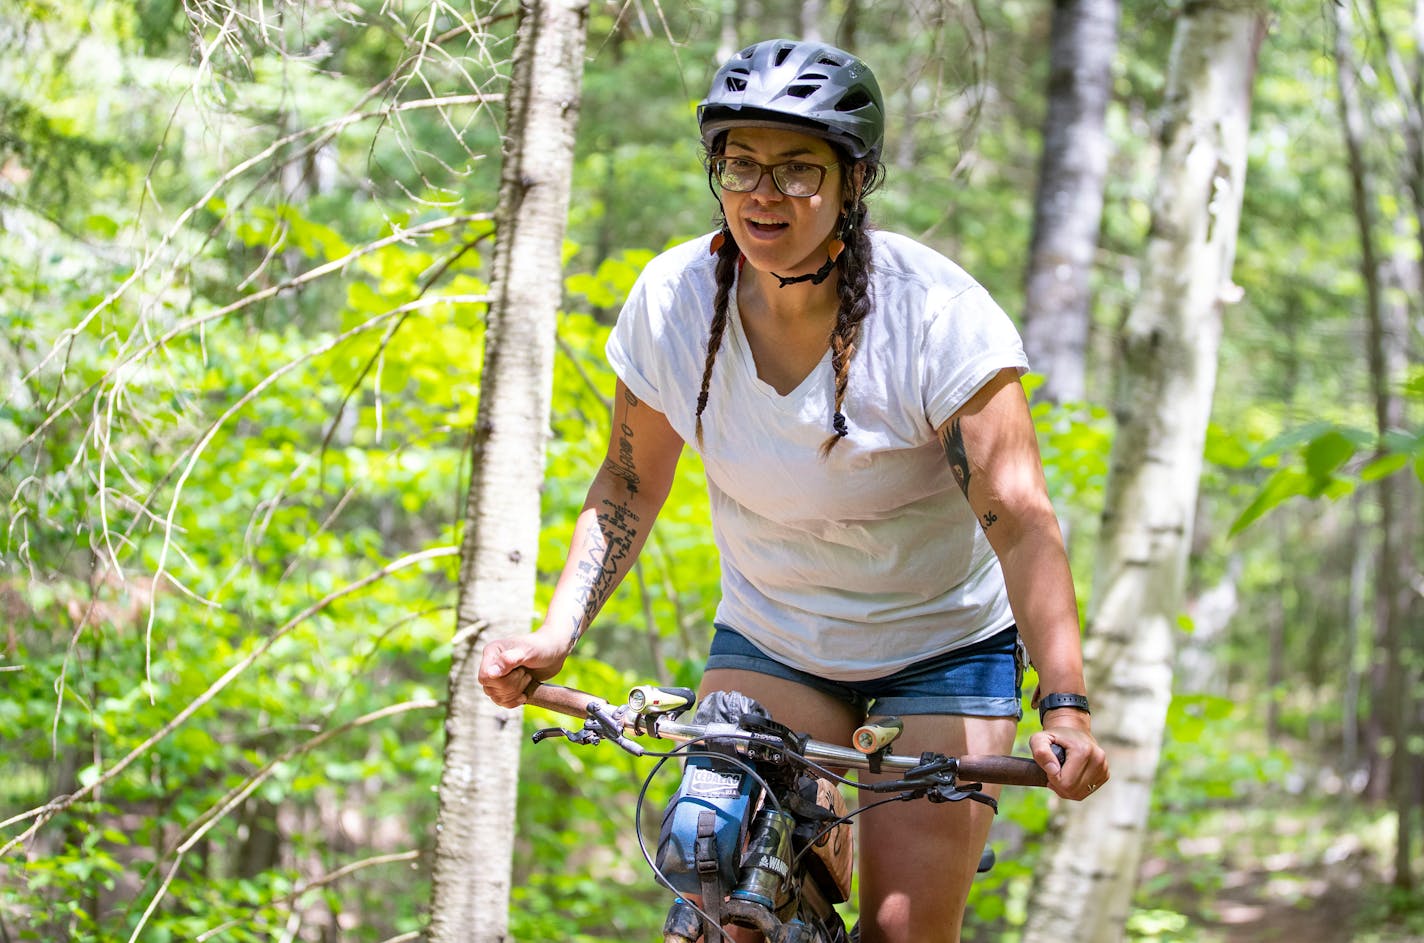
left=852, top=716, right=903, bottom=753
left=628, top=684, right=696, bottom=715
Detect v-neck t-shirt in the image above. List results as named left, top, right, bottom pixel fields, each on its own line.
left=606, top=229, right=1029, bottom=682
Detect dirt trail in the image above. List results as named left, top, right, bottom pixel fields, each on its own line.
left=1208, top=864, right=1366, bottom=943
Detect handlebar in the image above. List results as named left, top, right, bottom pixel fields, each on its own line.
left=524, top=681, right=1051, bottom=788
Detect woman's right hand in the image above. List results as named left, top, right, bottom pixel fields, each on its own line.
left=478, top=626, right=575, bottom=707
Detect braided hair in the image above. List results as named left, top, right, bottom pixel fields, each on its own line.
left=693, top=143, right=886, bottom=457
left=694, top=230, right=742, bottom=447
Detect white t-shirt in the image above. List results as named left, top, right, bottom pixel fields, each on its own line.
left=606, top=229, right=1029, bottom=681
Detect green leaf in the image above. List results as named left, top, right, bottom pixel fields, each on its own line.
left=1302, top=429, right=1356, bottom=480
left=83, top=213, right=120, bottom=238
left=1204, top=422, right=1252, bottom=469
left=1251, top=420, right=1337, bottom=462
left=1360, top=453, right=1409, bottom=482
left=1230, top=467, right=1309, bottom=535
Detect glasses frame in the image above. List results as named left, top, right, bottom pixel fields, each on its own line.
left=710, top=155, right=840, bottom=198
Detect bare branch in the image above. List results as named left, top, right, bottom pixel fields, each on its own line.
left=127, top=702, right=438, bottom=941
left=4, top=97, right=499, bottom=417
left=135, top=293, right=485, bottom=689
left=4, top=212, right=492, bottom=477
left=193, top=851, right=423, bottom=942
left=0, top=544, right=459, bottom=857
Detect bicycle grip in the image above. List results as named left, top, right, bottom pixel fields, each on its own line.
left=523, top=681, right=615, bottom=723
left=956, top=754, right=1050, bottom=787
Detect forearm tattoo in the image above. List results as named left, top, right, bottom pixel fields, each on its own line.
left=940, top=418, right=999, bottom=530
left=567, top=500, right=640, bottom=643
left=566, top=388, right=644, bottom=644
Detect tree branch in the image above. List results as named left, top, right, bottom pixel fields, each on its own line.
left=126, top=702, right=438, bottom=941
left=0, top=545, right=458, bottom=857
left=193, top=851, right=423, bottom=942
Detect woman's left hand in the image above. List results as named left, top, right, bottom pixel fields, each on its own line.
left=1029, top=723, right=1109, bottom=801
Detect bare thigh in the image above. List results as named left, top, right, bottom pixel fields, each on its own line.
left=856, top=714, right=1017, bottom=943
left=699, top=668, right=863, bottom=745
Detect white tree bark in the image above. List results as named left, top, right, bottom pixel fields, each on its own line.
left=799, top=0, right=825, bottom=43
left=1021, top=4, right=1267, bottom=941
left=426, top=2, right=588, bottom=940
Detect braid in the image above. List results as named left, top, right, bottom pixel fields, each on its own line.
left=819, top=203, right=874, bottom=458
left=695, top=228, right=740, bottom=447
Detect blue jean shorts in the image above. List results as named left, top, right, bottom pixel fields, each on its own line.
left=705, top=624, right=1026, bottom=718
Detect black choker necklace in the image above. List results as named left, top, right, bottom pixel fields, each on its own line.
left=773, top=255, right=837, bottom=288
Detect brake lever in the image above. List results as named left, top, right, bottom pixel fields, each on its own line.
left=530, top=702, right=646, bottom=755
left=531, top=725, right=598, bottom=745
left=589, top=703, right=645, bottom=756
left=926, top=781, right=999, bottom=813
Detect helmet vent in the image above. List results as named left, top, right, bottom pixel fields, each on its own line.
left=773, top=45, right=794, bottom=66
left=725, top=76, right=748, bottom=92
left=836, top=89, right=873, bottom=113
left=787, top=83, right=819, bottom=99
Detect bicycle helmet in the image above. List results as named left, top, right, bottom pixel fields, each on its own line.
left=698, top=39, right=885, bottom=161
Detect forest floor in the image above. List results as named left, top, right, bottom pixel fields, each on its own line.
left=1136, top=800, right=1424, bottom=943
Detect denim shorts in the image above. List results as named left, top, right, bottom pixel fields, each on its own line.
left=704, top=624, right=1025, bottom=718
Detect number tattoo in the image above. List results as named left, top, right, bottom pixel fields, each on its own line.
left=941, top=418, right=1001, bottom=531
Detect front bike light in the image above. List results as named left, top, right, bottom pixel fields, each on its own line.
left=629, top=684, right=697, bottom=716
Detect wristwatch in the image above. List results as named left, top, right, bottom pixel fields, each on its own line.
left=1037, top=692, right=1091, bottom=725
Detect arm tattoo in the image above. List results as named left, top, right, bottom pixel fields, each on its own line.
left=566, top=388, right=644, bottom=643
left=606, top=388, right=641, bottom=495
left=940, top=419, right=1001, bottom=530
left=566, top=500, right=640, bottom=643
left=941, top=418, right=972, bottom=498
left=606, top=424, right=641, bottom=495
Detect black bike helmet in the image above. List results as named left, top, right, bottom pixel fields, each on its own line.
left=698, top=39, right=885, bottom=161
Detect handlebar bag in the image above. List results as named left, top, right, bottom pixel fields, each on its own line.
left=654, top=691, right=767, bottom=894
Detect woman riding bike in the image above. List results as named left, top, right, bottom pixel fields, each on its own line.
left=480, top=38, right=1110, bottom=943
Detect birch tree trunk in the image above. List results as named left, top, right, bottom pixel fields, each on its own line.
left=1021, top=5, right=1267, bottom=941
left=426, top=2, right=588, bottom=940
left=1021, top=0, right=1119, bottom=405
left=799, top=0, right=825, bottom=43
left=717, top=0, right=740, bottom=65
left=1334, top=0, right=1423, bottom=889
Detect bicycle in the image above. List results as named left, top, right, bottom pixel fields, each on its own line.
left=524, top=680, right=1061, bottom=943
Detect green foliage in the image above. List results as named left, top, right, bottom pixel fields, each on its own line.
left=1, top=5, right=500, bottom=934
left=1225, top=393, right=1424, bottom=535
left=3, top=0, right=1420, bottom=939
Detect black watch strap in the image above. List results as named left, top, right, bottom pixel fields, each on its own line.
left=1038, top=692, right=1091, bottom=724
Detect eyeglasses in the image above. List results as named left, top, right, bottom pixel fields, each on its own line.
left=711, top=156, right=837, bottom=198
